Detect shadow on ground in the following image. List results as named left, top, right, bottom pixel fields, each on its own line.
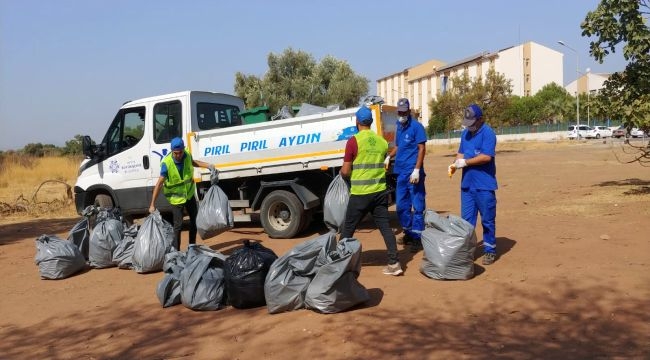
left=0, top=217, right=78, bottom=246
left=1, top=278, right=647, bottom=359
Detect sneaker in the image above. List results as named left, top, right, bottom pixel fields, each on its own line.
left=410, top=239, right=423, bottom=253
left=482, top=253, right=496, bottom=265
left=382, top=262, right=404, bottom=276
left=397, top=233, right=413, bottom=245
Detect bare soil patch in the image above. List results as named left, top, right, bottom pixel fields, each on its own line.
left=1, top=140, right=649, bottom=359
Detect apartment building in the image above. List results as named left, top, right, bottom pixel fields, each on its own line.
left=565, top=71, right=610, bottom=96
left=376, top=41, right=563, bottom=123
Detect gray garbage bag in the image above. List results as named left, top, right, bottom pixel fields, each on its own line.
left=180, top=245, right=227, bottom=311
left=420, top=210, right=477, bottom=280
left=197, top=171, right=234, bottom=239
left=132, top=211, right=174, bottom=273
left=112, top=224, right=139, bottom=269
left=305, top=238, right=369, bottom=313
left=89, top=216, right=124, bottom=268
left=156, top=250, right=187, bottom=308
left=323, top=175, right=350, bottom=233
left=35, top=235, right=86, bottom=279
left=67, top=205, right=96, bottom=260
left=112, top=237, right=135, bottom=269
left=264, top=232, right=337, bottom=314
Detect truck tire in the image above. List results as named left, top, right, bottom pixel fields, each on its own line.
left=94, top=194, right=114, bottom=209
left=260, top=190, right=304, bottom=239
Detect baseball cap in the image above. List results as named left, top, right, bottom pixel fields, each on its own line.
left=355, top=106, right=373, bottom=125
left=397, top=98, right=410, bottom=112
left=462, top=104, right=483, bottom=127
left=170, top=137, right=184, bottom=151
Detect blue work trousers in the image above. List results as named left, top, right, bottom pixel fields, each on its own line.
left=395, top=172, right=426, bottom=240
left=461, top=188, right=497, bottom=254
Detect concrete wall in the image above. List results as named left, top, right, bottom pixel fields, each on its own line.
left=426, top=131, right=567, bottom=146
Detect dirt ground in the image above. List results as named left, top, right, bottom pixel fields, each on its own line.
left=1, top=140, right=649, bottom=360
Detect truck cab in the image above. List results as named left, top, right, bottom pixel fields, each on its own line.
left=76, top=91, right=245, bottom=220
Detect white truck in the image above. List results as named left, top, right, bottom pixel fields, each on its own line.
left=76, top=90, right=399, bottom=238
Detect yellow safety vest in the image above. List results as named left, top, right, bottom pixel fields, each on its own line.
left=350, top=130, right=387, bottom=195
left=162, top=150, right=195, bottom=205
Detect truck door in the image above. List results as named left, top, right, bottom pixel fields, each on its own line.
left=149, top=100, right=184, bottom=209
left=100, top=106, right=151, bottom=210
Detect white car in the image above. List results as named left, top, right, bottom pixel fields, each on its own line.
left=567, top=125, right=591, bottom=139
left=586, top=126, right=613, bottom=139
left=630, top=128, right=645, bottom=138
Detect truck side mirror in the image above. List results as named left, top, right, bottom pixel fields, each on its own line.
left=82, top=136, right=93, bottom=158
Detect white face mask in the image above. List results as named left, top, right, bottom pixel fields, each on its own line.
left=398, top=116, right=408, bottom=123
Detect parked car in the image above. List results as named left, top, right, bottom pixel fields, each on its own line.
left=586, top=126, right=613, bottom=139
left=612, top=126, right=646, bottom=138
left=630, top=128, right=645, bottom=138
left=612, top=126, right=628, bottom=138
left=567, top=125, right=591, bottom=139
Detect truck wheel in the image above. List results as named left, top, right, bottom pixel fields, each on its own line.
left=94, top=194, right=114, bottom=209
left=260, top=190, right=304, bottom=239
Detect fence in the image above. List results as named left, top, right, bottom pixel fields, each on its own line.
left=428, top=120, right=624, bottom=140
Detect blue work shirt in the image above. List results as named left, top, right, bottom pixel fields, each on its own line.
left=458, top=124, right=498, bottom=191
left=160, top=152, right=187, bottom=178
left=393, top=116, right=427, bottom=174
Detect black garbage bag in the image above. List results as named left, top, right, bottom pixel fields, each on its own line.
left=225, top=240, right=278, bottom=309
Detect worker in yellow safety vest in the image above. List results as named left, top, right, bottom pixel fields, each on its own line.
left=149, top=137, right=215, bottom=250
left=339, top=106, right=403, bottom=276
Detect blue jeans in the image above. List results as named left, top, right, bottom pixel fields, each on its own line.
left=396, top=171, right=426, bottom=240
left=461, top=188, right=497, bottom=254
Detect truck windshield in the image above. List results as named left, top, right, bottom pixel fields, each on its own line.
left=197, top=103, right=242, bottom=130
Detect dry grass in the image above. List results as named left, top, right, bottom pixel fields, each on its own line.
left=0, top=154, right=80, bottom=222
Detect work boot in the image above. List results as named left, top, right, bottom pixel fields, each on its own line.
left=397, top=233, right=413, bottom=245
left=409, top=239, right=423, bottom=253
left=482, top=253, right=496, bottom=265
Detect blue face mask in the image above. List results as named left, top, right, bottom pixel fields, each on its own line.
left=398, top=116, right=408, bottom=123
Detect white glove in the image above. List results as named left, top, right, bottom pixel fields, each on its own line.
left=409, top=168, right=420, bottom=184
left=454, top=158, right=467, bottom=169
left=383, top=155, right=391, bottom=170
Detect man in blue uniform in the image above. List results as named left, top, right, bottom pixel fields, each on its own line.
left=450, top=104, right=498, bottom=265
left=384, top=98, right=427, bottom=253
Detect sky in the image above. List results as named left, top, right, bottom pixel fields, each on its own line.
left=0, top=0, right=627, bottom=151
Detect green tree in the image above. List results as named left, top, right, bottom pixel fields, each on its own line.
left=581, top=0, right=650, bottom=134
left=533, top=83, right=573, bottom=123
left=427, top=69, right=512, bottom=135
left=22, top=143, right=45, bottom=157
left=234, top=48, right=369, bottom=115
left=62, top=134, right=85, bottom=156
